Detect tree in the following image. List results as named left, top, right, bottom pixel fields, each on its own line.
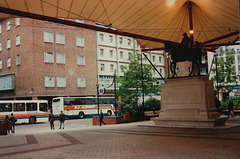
left=117, top=52, right=160, bottom=115
left=211, top=50, right=239, bottom=93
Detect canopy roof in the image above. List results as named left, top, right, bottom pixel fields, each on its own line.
left=0, top=0, right=239, bottom=51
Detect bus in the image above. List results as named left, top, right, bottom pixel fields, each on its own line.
left=52, top=97, right=116, bottom=118
left=0, top=100, right=49, bottom=124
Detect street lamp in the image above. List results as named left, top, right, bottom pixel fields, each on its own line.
left=114, top=69, right=117, bottom=116
left=96, top=83, right=100, bottom=116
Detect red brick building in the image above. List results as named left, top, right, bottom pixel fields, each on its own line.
left=0, top=18, right=97, bottom=103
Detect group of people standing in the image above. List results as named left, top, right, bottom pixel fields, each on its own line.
left=4, top=113, right=17, bottom=134
left=48, top=110, right=65, bottom=130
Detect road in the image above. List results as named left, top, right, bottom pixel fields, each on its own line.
left=15, top=118, right=93, bottom=135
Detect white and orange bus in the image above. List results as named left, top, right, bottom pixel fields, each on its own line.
left=52, top=97, right=116, bottom=118
left=0, top=100, right=49, bottom=124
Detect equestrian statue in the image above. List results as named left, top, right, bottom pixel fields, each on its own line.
left=164, top=33, right=202, bottom=78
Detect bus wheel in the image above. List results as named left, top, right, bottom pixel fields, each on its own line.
left=107, top=110, right=112, bottom=116
left=29, top=117, right=36, bottom=124
left=79, top=112, right=84, bottom=119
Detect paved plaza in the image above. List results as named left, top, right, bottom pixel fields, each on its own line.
left=0, top=116, right=240, bottom=159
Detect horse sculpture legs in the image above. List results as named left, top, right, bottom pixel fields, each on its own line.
left=170, top=62, right=177, bottom=78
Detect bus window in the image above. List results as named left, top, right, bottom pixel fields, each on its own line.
left=26, top=103, right=37, bottom=111
left=0, top=103, right=12, bottom=112
left=39, top=103, right=48, bottom=112
left=85, top=98, right=95, bottom=104
left=13, top=103, right=25, bottom=111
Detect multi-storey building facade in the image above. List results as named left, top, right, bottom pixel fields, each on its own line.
left=0, top=18, right=97, bottom=103
left=96, top=31, right=165, bottom=92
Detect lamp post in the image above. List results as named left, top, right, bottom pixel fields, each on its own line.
left=114, top=69, right=117, bottom=116
left=96, top=83, right=100, bottom=116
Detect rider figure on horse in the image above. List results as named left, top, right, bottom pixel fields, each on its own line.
left=179, top=33, right=192, bottom=51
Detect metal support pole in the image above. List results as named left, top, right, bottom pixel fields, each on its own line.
left=114, top=71, right=117, bottom=116
left=215, top=55, right=219, bottom=99
left=141, top=54, right=145, bottom=112
left=96, top=83, right=100, bottom=116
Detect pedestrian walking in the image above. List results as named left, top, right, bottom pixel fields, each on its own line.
left=228, top=99, right=234, bottom=118
left=49, top=110, right=55, bottom=130
left=99, top=109, right=106, bottom=126
left=59, top=111, right=65, bottom=129
left=9, top=113, right=17, bottom=133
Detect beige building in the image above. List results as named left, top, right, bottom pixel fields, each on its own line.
left=0, top=18, right=97, bottom=103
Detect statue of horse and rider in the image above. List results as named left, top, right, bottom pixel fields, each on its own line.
left=164, top=33, right=202, bottom=78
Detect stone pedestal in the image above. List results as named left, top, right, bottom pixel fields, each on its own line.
left=152, top=76, right=227, bottom=127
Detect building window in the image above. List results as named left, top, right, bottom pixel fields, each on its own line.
left=44, top=52, right=54, bottom=63
left=6, top=19, right=10, bottom=31
left=99, top=34, right=104, bottom=42
left=128, top=52, right=131, bottom=59
left=15, top=18, right=20, bottom=26
left=44, top=31, right=54, bottom=43
left=159, top=56, right=162, bottom=63
left=100, top=49, right=104, bottom=56
left=0, top=60, right=2, bottom=69
left=57, top=77, right=66, bottom=87
left=119, top=37, right=123, bottom=44
left=109, top=35, right=113, bottom=43
left=56, top=33, right=65, bottom=44
left=160, top=69, right=162, bottom=74
left=16, top=35, right=20, bottom=46
left=76, top=36, right=84, bottom=47
left=0, top=42, right=2, bottom=52
left=77, top=77, right=86, bottom=88
left=120, top=51, right=123, bottom=58
left=56, top=53, right=65, bottom=64
left=128, top=39, right=131, bottom=46
left=100, top=64, right=105, bottom=71
left=7, top=57, right=11, bottom=68
left=110, top=64, right=114, bottom=72
left=45, top=76, right=55, bottom=87
left=152, top=56, right=155, bottom=62
left=7, top=39, right=11, bottom=49
left=77, top=55, right=85, bottom=65
left=110, top=50, right=113, bottom=57
left=16, top=54, right=21, bottom=65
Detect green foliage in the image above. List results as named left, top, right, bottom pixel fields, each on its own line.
left=211, top=50, right=239, bottom=92
left=220, top=96, right=240, bottom=109
left=117, top=51, right=161, bottom=116
left=143, top=98, right=161, bottom=111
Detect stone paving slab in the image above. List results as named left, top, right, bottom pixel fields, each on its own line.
left=0, top=121, right=240, bottom=159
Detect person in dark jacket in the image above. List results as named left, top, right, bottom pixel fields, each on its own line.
left=9, top=113, right=17, bottom=133
left=228, top=99, right=234, bottom=118
left=99, top=109, right=106, bottom=126
left=59, top=111, right=65, bottom=129
left=4, top=115, right=11, bottom=134
left=49, top=110, right=55, bottom=130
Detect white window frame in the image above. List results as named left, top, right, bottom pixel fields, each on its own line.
left=0, top=42, right=2, bottom=52
left=119, top=37, right=123, bottom=44
left=7, top=57, right=11, bottom=68
left=56, top=52, right=65, bottom=64
left=110, top=50, right=113, bottom=57
left=109, top=35, right=113, bottom=43
left=44, top=51, right=54, bottom=63
left=100, top=64, right=105, bottom=71
left=99, top=34, right=104, bottom=42
left=6, top=19, right=10, bottom=31
left=100, top=49, right=104, bottom=56
left=0, top=60, right=2, bottom=69
left=0, top=24, right=2, bottom=34
left=110, top=64, right=114, bottom=72
left=7, top=39, right=11, bottom=49
left=77, top=55, right=85, bottom=65
left=128, top=39, right=131, bottom=46
left=16, top=54, right=21, bottom=65
left=15, top=18, right=20, bottom=26
left=44, top=31, right=54, bottom=43
left=77, top=77, right=86, bottom=88
left=76, top=36, right=85, bottom=47
left=56, top=33, right=65, bottom=44
left=45, top=76, right=55, bottom=87
left=16, top=35, right=20, bottom=46
left=57, top=77, right=66, bottom=87
left=120, top=51, right=123, bottom=58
